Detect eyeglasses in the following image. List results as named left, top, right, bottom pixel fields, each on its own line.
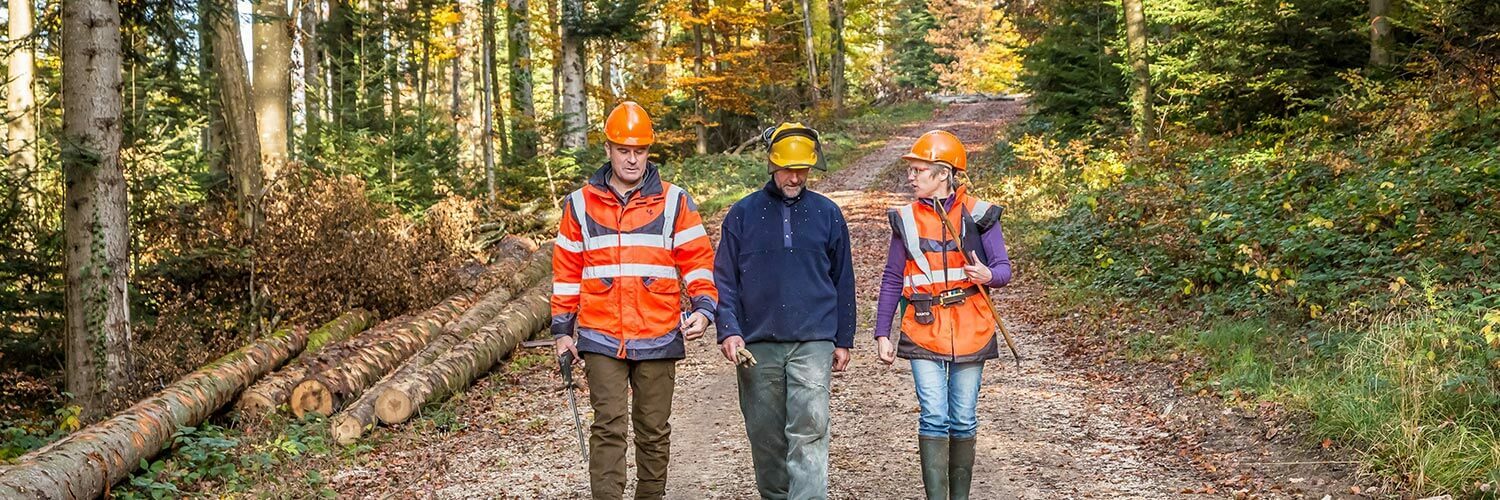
left=907, top=166, right=934, bottom=177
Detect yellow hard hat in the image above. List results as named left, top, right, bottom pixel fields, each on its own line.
left=764, top=122, right=826, bottom=172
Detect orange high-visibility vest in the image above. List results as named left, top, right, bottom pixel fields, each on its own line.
left=550, top=164, right=718, bottom=360
left=888, top=187, right=1002, bottom=362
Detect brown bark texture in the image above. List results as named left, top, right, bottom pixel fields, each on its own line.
left=233, top=309, right=378, bottom=417
left=375, top=280, right=551, bottom=425
left=288, top=294, right=474, bottom=417
left=330, top=245, right=551, bottom=443
left=61, top=0, right=133, bottom=424
left=210, top=0, right=265, bottom=228
left=0, top=328, right=309, bottom=499
left=253, top=0, right=292, bottom=176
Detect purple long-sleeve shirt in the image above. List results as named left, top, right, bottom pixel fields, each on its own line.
left=874, top=194, right=1011, bottom=339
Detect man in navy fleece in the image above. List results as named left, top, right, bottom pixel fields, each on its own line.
left=713, top=122, right=856, bottom=500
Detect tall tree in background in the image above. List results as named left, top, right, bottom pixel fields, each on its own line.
left=894, top=0, right=941, bottom=93
left=690, top=0, right=707, bottom=153
left=327, top=0, right=356, bottom=126
left=487, top=0, right=510, bottom=169
left=8, top=0, right=37, bottom=180
left=209, top=0, right=265, bottom=228
left=829, top=0, right=847, bottom=111
left=558, top=0, right=587, bottom=149
left=482, top=0, right=498, bottom=197
left=549, top=0, right=561, bottom=150
left=507, top=0, right=539, bottom=160
left=61, top=0, right=133, bottom=423
left=255, top=0, right=293, bottom=178
left=798, top=0, right=819, bottom=102
left=367, top=0, right=389, bottom=131
left=451, top=21, right=462, bottom=135
left=1122, top=0, right=1154, bottom=150
left=1369, top=0, right=1392, bottom=66
left=300, top=0, right=323, bottom=147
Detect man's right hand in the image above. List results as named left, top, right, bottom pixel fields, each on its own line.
left=720, top=335, right=746, bottom=364
left=556, top=336, right=582, bottom=366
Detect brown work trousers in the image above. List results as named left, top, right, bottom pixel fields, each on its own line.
left=582, top=353, right=676, bottom=500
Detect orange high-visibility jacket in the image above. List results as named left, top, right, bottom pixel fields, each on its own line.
left=888, top=186, right=1002, bottom=362
left=550, top=163, right=718, bottom=360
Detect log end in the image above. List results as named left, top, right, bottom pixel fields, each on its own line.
left=235, top=392, right=278, bottom=418
left=290, top=379, right=334, bottom=418
left=374, top=388, right=415, bottom=425
left=329, top=414, right=366, bottom=446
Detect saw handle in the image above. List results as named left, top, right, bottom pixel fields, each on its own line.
left=559, top=351, right=576, bottom=386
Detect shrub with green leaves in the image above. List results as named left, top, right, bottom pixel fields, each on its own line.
left=981, top=70, right=1499, bottom=494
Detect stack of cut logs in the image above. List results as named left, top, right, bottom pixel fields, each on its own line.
left=0, top=236, right=556, bottom=498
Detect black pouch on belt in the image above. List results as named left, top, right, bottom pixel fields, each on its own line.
left=909, top=293, right=935, bottom=325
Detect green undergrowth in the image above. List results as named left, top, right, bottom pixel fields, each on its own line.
left=112, top=415, right=367, bottom=499
left=975, top=74, right=1499, bottom=496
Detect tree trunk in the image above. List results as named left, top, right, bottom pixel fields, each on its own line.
left=761, top=0, right=774, bottom=46
left=418, top=0, right=431, bottom=117
left=645, top=18, right=665, bottom=88
left=375, top=280, right=551, bottom=425
left=0, top=328, right=308, bottom=497
left=328, top=353, right=406, bottom=445
left=367, top=0, right=387, bottom=131
left=288, top=294, right=472, bottom=417
left=548, top=0, right=561, bottom=151
left=482, top=0, right=498, bottom=200
left=600, top=41, right=616, bottom=101
left=691, top=0, right=708, bottom=154
left=239, top=232, right=535, bottom=421
left=798, top=0, right=819, bottom=103
left=1368, top=0, right=1392, bottom=66
left=201, top=1, right=225, bottom=168
left=300, top=0, right=322, bottom=149
left=451, top=23, right=462, bottom=132
left=327, top=0, right=356, bottom=127
left=329, top=241, right=545, bottom=443
left=254, top=0, right=292, bottom=179
left=558, top=0, right=587, bottom=149
left=1122, top=0, right=1155, bottom=152
left=829, top=0, right=846, bottom=113
left=506, top=0, right=538, bottom=161
left=234, top=309, right=378, bottom=417
left=487, top=2, right=510, bottom=171
left=60, top=0, right=132, bottom=424
left=211, top=0, right=265, bottom=230
left=7, top=0, right=36, bottom=178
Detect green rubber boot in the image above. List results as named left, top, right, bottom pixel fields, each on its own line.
left=918, top=436, right=950, bottom=500
left=949, top=437, right=976, bottom=500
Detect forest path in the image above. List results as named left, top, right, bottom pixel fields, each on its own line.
left=329, top=100, right=1361, bottom=499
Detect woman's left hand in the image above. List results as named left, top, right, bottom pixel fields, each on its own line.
left=962, top=251, right=992, bottom=284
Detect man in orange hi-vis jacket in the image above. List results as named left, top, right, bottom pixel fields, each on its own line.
left=550, top=101, right=718, bottom=499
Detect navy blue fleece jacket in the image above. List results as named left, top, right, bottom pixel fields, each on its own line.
left=713, top=181, right=857, bottom=348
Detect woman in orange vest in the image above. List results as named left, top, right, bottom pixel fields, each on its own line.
left=874, top=130, right=1011, bottom=500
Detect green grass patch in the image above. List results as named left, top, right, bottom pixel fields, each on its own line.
left=1171, top=313, right=1500, bottom=495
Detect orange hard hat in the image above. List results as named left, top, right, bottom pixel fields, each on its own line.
left=901, top=130, right=967, bottom=171
left=604, top=101, right=655, bottom=146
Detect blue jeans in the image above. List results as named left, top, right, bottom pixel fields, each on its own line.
left=910, top=359, right=984, bottom=438
left=737, top=341, right=833, bottom=500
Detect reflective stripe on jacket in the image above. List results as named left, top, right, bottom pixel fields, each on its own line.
left=550, top=163, right=718, bottom=360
